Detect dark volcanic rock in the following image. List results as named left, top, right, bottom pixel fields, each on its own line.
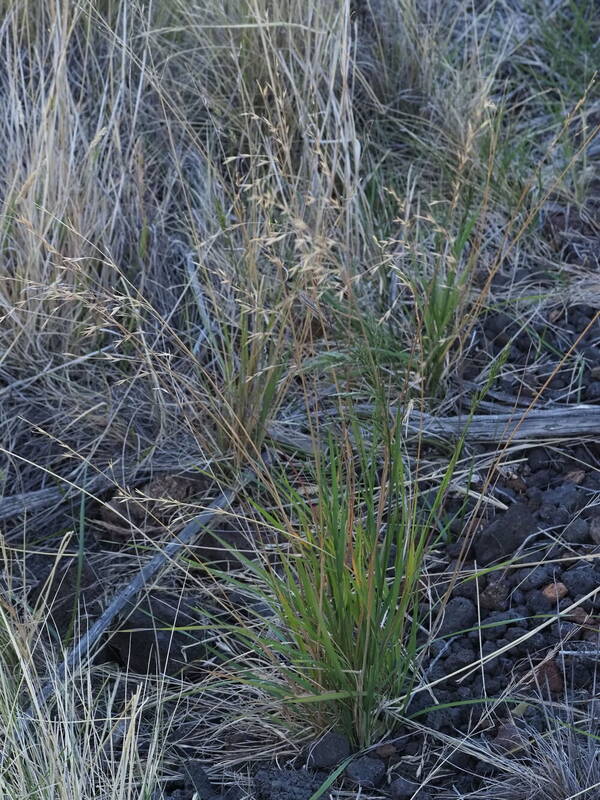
left=474, top=503, right=538, bottom=565
left=184, top=761, right=221, bottom=799
left=564, top=517, right=590, bottom=543
left=562, top=564, right=598, bottom=598
left=439, top=597, right=477, bottom=636
left=452, top=575, right=478, bottom=601
left=445, top=645, right=476, bottom=672
left=526, top=589, right=554, bottom=615
left=254, top=768, right=322, bottom=800
left=528, top=447, right=551, bottom=472
left=515, top=563, right=554, bottom=591
left=307, top=731, right=351, bottom=769
left=481, top=609, right=522, bottom=639
left=345, top=756, right=385, bottom=788
left=586, top=381, right=600, bottom=401
left=389, top=776, right=428, bottom=800
left=480, top=578, right=510, bottom=611
left=109, top=592, right=208, bottom=675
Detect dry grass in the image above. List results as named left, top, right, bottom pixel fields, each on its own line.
left=0, top=0, right=599, bottom=796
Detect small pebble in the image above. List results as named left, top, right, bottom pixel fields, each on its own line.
left=536, top=659, right=563, bottom=693
left=541, top=582, right=568, bottom=601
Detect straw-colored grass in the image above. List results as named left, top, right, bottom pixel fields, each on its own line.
left=0, top=0, right=598, bottom=795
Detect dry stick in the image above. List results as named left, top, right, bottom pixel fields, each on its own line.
left=0, top=428, right=310, bottom=522
left=354, top=403, right=600, bottom=442
left=3, top=404, right=597, bottom=523
left=22, top=466, right=258, bottom=722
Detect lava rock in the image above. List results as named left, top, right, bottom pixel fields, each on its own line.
left=585, top=381, right=600, bottom=401
left=503, top=625, right=528, bottom=643
left=480, top=578, right=510, bottom=611
left=543, top=484, right=581, bottom=513
left=474, top=504, right=538, bottom=565
left=512, top=589, right=526, bottom=605
left=389, top=776, right=426, bottom=800
left=446, top=750, right=476, bottom=770
left=439, top=597, right=477, bottom=636
left=254, top=768, right=322, bottom=800
left=526, top=589, right=554, bottom=615
left=527, top=469, right=553, bottom=488
left=512, top=603, right=529, bottom=619
left=539, top=503, right=570, bottom=526
left=483, top=676, right=502, bottom=695
left=481, top=609, right=521, bottom=639
left=516, top=564, right=555, bottom=591
left=430, top=640, right=448, bottom=658
left=452, top=576, right=478, bottom=601
left=564, top=517, right=590, bottom=544
left=445, top=644, right=476, bottom=672
left=446, top=541, right=465, bottom=558
left=562, top=564, right=598, bottom=598
left=589, top=514, right=600, bottom=545
left=426, top=708, right=457, bottom=730
left=184, top=762, right=220, bottom=799
left=109, top=592, right=208, bottom=675
left=528, top=447, right=551, bottom=472
left=405, top=692, right=432, bottom=719
left=344, top=756, right=385, bottom=788
left=307, top=731, right=351, bottom=769
left=520, top=630, right=548, bottom=652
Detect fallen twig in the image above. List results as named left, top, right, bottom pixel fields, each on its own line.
left=0, top=457, right=208, bottom=522
left=3, top=405, right=597, bottom=524
left=354, top=403, right=600, bottom=443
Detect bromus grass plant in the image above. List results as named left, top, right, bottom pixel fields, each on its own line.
left=202, top=408, right=464, bottom=748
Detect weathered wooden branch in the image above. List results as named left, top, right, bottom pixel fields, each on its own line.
left=0, top=458, right=206, bottom=522
left=389, top=403, right=600, bottom=443
left=2, top=406, right=597, bottom=525
left=267, top=404, right=600, bottom=453
left=0, top=472, right=115, bottom=522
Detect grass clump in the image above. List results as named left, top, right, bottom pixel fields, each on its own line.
left=205, top=410, right=462, bottom=748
